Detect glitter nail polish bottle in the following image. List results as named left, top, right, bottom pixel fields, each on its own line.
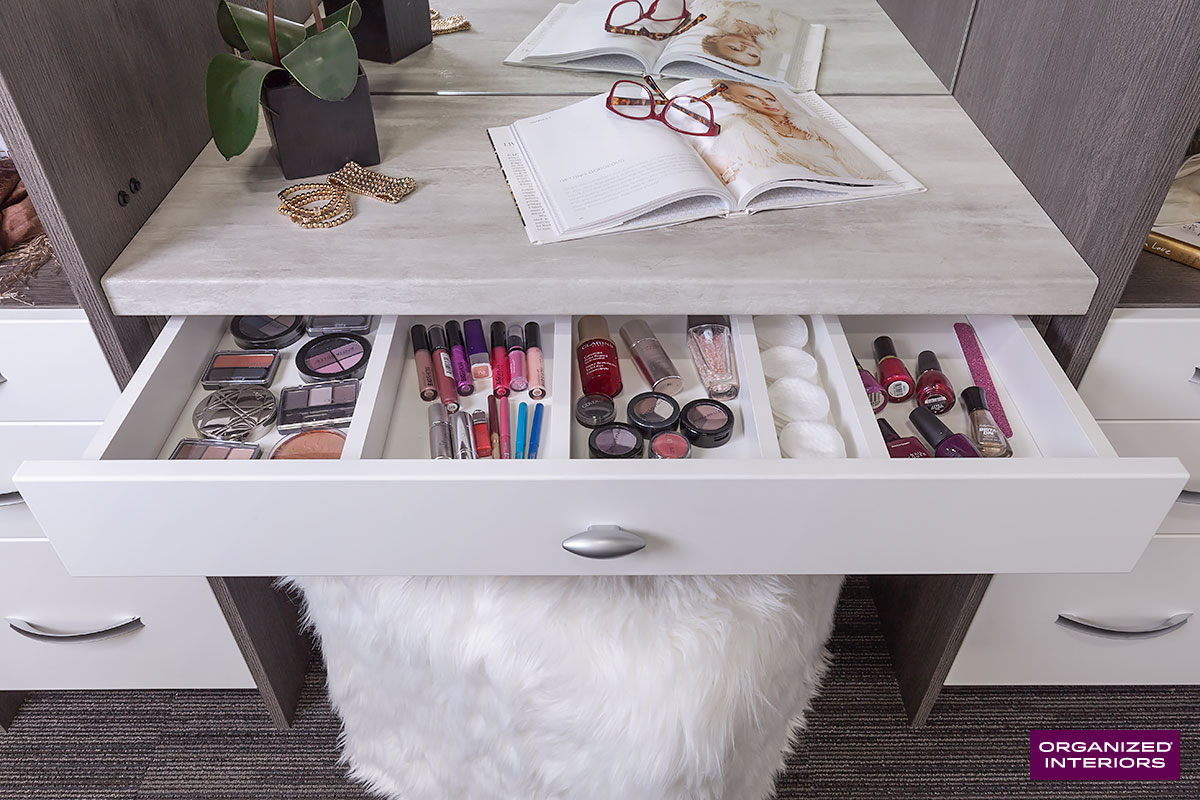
left=686, top=315, right=739, bottom=400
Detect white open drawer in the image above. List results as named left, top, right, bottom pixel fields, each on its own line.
left=14, top=313, right=1186, bottom=577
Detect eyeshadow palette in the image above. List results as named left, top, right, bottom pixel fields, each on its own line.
left=296, top=333, right=372, bottom=383
left=278, top=379, right=360, bottom=432
left=192, top=386, right=278, bottom=442
left=169, top=438, right=261, bottom=460
left=201, top=350, right=280, bottom=389
left=307, top=315, right=376, bottom=336
left=230, top=315, right=306, bottom=350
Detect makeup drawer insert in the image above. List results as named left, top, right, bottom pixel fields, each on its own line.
left=13, top=314, right=1186, bottom=577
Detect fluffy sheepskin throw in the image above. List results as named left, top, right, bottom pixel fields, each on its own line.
left=288, top=575, right=842, bottom=800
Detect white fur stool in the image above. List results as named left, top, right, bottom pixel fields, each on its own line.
left=290, top=575, right=842, bottom=800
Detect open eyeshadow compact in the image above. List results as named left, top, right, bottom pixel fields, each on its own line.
left=201, top=350, right=280, bottom=389
left=229, top=315, right=306, bottom=350
left=679, top=399, right=734, bottom=449
left=575, top=394, right=616, bottom=429
left=296, top=333, right=372, bottom=383
left=588, top=422, right=645, bottom=459
left=192, top=386, right=278, bottom=442
left=626, top=391, right=680, bottom=439
left=278, top=380, right=360, bottom=432
left=169, top=438, right=261, bottom=460
left=306, top=315, right=376, bottom=336
left=269, top=428, right=346, bottom=460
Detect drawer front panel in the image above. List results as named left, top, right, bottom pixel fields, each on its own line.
left=1097, top=420, right=1200, bottom=534
left=946, top=535, right=1200, bottom=686
left=1078, top=309, right=1200, bottom=420
left=14, top=313, right=1187, bottom=577
left=0, top=539, right=253, bottom=690
left=0, top=310, right=119, bottom=421
left=0, top=421, right=101, bottom=494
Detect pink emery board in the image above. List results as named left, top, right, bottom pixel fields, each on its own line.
left=954, top=322, right=1013, bottom=438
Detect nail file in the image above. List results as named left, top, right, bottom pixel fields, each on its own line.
left=954, top=322, right=1013, bottom=438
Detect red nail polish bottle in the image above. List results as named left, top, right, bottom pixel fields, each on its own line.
left=914, top=350, right=955, bottom=415
left=877, top=419, right=930, bottom=458
left=873, top=336, right=914, bottom=402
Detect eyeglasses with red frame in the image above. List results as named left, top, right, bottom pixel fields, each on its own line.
left=606, top=76, right=727, bottom=136
left=604, top=0, right=706, bottom=40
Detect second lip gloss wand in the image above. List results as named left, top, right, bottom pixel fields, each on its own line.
left=491, top=322, right=511, bottom=397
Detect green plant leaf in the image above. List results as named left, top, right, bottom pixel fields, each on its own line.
left=307, top=1, right=361, bottom=37
left=281, top=22, right=359, bottom=102
left=217, top=1, right=247, bottom=51
left=220, top=1, right=308, bottom=64
left=206, top=53, right=280, bottom=159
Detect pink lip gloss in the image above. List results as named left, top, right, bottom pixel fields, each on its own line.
left=445, top=320, right=475, bottom=397
left=525, top=322, right=546, bottom=400
left=410, top=324, right=438, bottom=402
left=507, top=325, right=528, bottom=392
left=427, top=324, right=460, bottom=413
left=491, top=322, right=511, bottom=397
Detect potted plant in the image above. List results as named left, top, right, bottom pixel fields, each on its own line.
left=206, top=0, right=381, bottom=179
left=323, top=0, right=434, bottom=63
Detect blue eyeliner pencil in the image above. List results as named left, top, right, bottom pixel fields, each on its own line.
left=515, top=402, right=528, bottom=459
left=527, top=403, right=545, bottom=459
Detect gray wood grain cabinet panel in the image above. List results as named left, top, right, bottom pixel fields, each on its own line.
left=875, top=0, right=976, bottom=89
left=952, top=0, right=1200, bottom=382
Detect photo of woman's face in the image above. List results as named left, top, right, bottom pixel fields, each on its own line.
left=725, top=84, right=784, bottom=116
left=711, top=33, right=762, bottom=66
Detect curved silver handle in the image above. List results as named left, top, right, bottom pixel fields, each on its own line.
left=0, top=492, right=23, bottom=508
left=6, top=616, right=143, bottom=643
left=1056, top=612, right=1191, bottom=640
left=562, top=525, right=646, bottom=559
left=1177, top=490, right=1200, bottom=505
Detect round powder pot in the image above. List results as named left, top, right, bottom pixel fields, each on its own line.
left=269, top=428, right=346, bottom=460
left=296, top=333, right=372, bottom=383
left=230, top=315, right=306, bottom=350
left=588, top=422, right=644, bottom=459
left=679, top=399, right=735, bottom=449
left=649, top=430, right=691, bottom=459
left=626, top=391, right=680, bottom=438
left=192, top=387, right=277, bottom=442
left=575, top=393, right=616, bottom=429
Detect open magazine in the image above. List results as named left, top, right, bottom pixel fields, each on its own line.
left=487, top=78, right=925, bottom=244
left=507, top=0, right=826, bottom=91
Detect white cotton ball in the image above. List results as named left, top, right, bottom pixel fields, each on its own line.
left=760, top=346, right=818, bottom=382
left=755, top=315, right=809, bottom=349
left=768, top=376, right=830, bottom=423
left=779, top=421, right=846, bottom=459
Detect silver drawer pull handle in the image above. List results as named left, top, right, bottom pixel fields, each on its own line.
left=1056, top=612, right=1191, bottom=640
left=1177, top=490, right=1200, bottom=505
left=0, top=492, right=23, bottom=508
left=1192, top=368, right=1200, bottom=385
left=6, top=616, right=143, bottom=643
left=562, top=525, right=646, bottom=559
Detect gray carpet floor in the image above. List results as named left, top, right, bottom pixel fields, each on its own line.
left=1, top=577, right=1195, bottom=799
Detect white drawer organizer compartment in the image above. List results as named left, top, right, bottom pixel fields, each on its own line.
left=13, top=314, right=1186, bottom=577
left=947, top=534, right=1200, bottom=686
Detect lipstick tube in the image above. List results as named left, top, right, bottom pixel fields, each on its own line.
left=491, top=321, right=511, bottom=397
left=410, top=324, right=438, bottom=402
left=465, top=319, right=491, bottom=380
left=508, top=325, right=528, bottom=392
left=525, top=321, right=546, bottom=400
left=498, top=394, right=512, bottom=459
left=428, top=404, right=453, bottom=460
left=445, top=320, right=475, bottom=396
left=427, top=325, right=460, bottom=413
left=452, top=411, right=476, bottom=459
left=471, top=409, right=492, bottom=457
left=487, top=394, right=501, bottom=459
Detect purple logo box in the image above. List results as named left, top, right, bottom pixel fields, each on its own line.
left=1030, top=730, right=1180, bottom=781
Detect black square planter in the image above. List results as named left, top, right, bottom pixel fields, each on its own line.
left=324, top=0, right=433, bottom=63
left=260, top=68, right=381, bottom=180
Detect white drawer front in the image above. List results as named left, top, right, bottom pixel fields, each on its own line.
left=0, top=310, right=119, bottom=421
left=1078, top=309, right=1200, bottom=420
left=0, top=535, right=253, bottom=690
left=14, top=313, right=1186, bottom=577
left=1098, top=420, right=1200, bottom=534
left=947, top=535, right=1200, bottom=686
left=0, top=421, right=101, bottom=494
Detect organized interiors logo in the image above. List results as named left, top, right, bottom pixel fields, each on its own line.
left=1030, top=730, right=1180, bottom=781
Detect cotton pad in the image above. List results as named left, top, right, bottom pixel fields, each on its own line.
left=760, top=346, right=818, bottom=382
left=768, top=376, right=830, bottom=423
left=754, top=316, right=809, bottom=349
left=779, top=421, right=847, bottom=459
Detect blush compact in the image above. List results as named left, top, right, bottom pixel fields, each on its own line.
left=201, top=350, right=280, bottom=389
left=278, top=380, right=359, bottom=432
left=679, top=399, right=734, bottom=449
left=192, top=386, right=278, bottom=442
left=269, top=428, right=346, bottom=460
left=296, top=333, right=372, bottom=383
left=169, top=438, right=261, bottom=460
left=626, top=391, right=680, bottom=439
left=230, top=315, right=306, bottom=350
left=588, top=422, right=644, bottom=459
left=649, top=430, right=691, bottom=459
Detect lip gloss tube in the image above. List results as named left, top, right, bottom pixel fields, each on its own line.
left=471, top=409, right=492, bottom=457
left=445, top=321, right=475, bottom=396
left=525, top=322, right=546, bottom=400
left=488, top=394, right=501, bottom=459
left=410, top=324, right=438, bottom=402
left=498, top=394, right=512, bottom=459
left=508, top=325, right=528, bottom=393
left=465, top=319, right=491, bottom=380
left=491, top=322, right=511, bottom=397
left=427, top=325, right=460, bottom=413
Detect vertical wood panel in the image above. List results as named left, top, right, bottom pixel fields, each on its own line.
left=953, top=0, right=1200, bottom=382
left=0, top=690, right=25, bottom=732
left=875, top=0, right=977, bottom=89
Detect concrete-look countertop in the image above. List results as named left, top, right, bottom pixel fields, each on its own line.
left=101, top=94, right=1096, bottom=316
left=363, top=0, right=949, bottom=96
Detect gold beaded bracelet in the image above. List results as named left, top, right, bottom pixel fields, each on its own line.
left=328, top=162, right=417, bottom=204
